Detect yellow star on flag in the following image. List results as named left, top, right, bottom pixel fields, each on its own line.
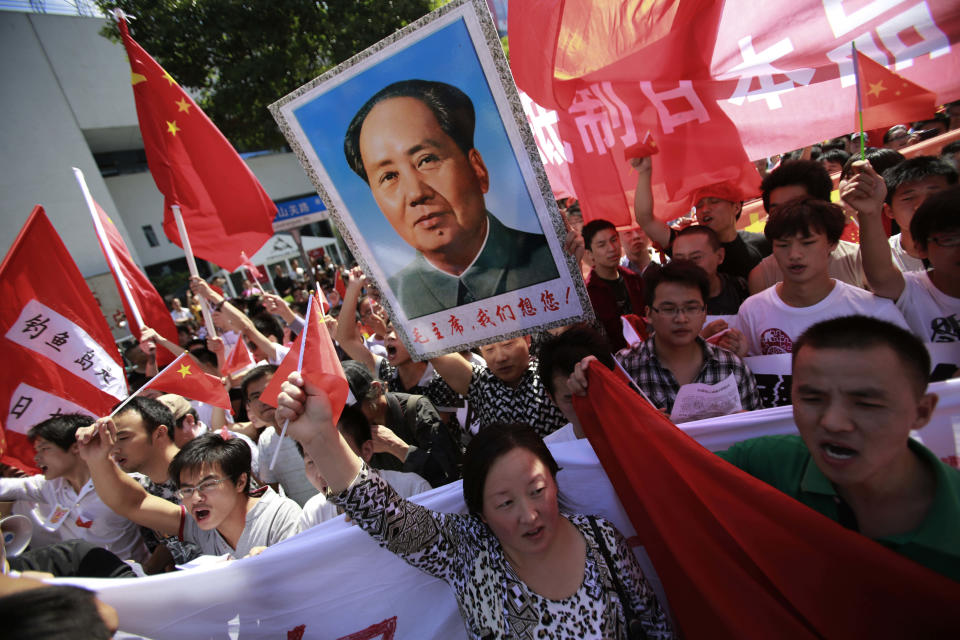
left=866, top=81, right=885, bottom=99
left=162, top=70, right=178, bottom=87
left=176, top=97, right=192, bottom=113
left=166, top=120, right=180, bottom=136
left=177, top=364, right=192, bottom=378
left=131, top=71, right=147, bottom=86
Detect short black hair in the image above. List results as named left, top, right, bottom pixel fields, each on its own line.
left=0, top=585, right=114, bottom=640
left=674, top=224, right=722, bottom=251
left=883, top=155, right=959, bottom=204
left=645, top=260, right=710, bottom=307
left=793, top=316, right=930, bottom=396
left=761, top=160, right=834, bottom=212
left=581, top=219, right=617, bottom=251
left=763, top=198, right=846, bottom=245
left=342, top=360, right=378, bottom=403
left=819, top=148, right=850, bottom=169
left=240, top=364, right=277, bottom=406
left=839, top=147, right=905, bottom=180
left=28, top=413, right=94, bottom=451
left=942, top=140, right=960, bottom=156
left=168, top=432, right=252, bottom=493
left=252, top=313, right=283, bottom=342
left=462, top=423, right=558, bottom=516
left=910, top=185, right=960, bottom=251
left=537, top=325, right=615, bottom=397
left=337, top=404, right=372, bottom=452
left=344, top=79, right=476, bottom=183
left=190, top=347, right=218, bottom=370
left=883, top=124, right=909, bottom=144
left=113, top=396, right=174, bottom=439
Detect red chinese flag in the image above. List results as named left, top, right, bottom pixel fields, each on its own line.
left=91, top=200, right=178, bottom=367
left=856, top=51, right=938, bottom=132
left=259, top=297, right=349, bottom=425
left=146, top=353, right=230, bottom=410
left=241, top=251, right=267, bottom=283
left=118, top=17, right=276, bottom=271
left=222, top=338, right=256, bottom=377
left=333, top=270, right=347, bottom=300
left=1, top=207, right=128, bottom=473
left=316, top=285, right=331, bottom=315
left=574, top=363, right=959, bottom=638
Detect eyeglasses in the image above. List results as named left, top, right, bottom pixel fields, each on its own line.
left=650, top=303, right=705, bottom=318
left=177, top=476, right=225, bottom=501
left=929, top=233, right=960, bottom=248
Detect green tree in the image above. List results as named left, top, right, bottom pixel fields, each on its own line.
left=96, top=0, right=440, bottom=151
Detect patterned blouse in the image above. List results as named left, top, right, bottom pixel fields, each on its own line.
left=331, top=467, right=673, bottom=640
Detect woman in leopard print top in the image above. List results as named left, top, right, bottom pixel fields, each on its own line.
left=278, top=376, right=673, bottom=640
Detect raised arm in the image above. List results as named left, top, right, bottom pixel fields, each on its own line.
left=334, top=268, right=376, bottom=374
left=840, top=160, right=905, bottom=300
left=140, top=326, right=184, bottom=359
left=427, top=352, right=475, bottom=397
left=191, top=276, right=280, bottom=362
left=631, top=157, right=672, bottom=250
left=75, top=418, right=182, bottom=536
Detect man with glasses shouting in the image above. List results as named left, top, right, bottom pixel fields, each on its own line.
left=618, top=260, right=762, bottom=417
left=75, top=423, right=302, bottom=560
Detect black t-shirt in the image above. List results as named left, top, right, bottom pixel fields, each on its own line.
left=718, top=231, right=771, bottom=279
left=707, top=273, right=749, bottom=315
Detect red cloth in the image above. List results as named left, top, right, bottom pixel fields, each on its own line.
left=91, top=200, right=178, bottom=366
left=146, top=353, right=230, bottom=410
left=222, top=338, right=256, bottom=377
left=574, top=362, right=960, bottom=638
left=118, top=18, right=275, bottom=272
left=585, top=266, right=646, bottom=351
left=333, top=270, right=347, bottom=300
left=241, top=251, right=267, bottom=283
left=0, top=207, right=126, bottom=473
left=855, top=51, right=938, bottom=131
left=509, top=1, right=960, bottom=223
left=259, top=296, right=349, bottom=425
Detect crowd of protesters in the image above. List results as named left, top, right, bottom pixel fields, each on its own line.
left=2, top=112, right=959, bottom=638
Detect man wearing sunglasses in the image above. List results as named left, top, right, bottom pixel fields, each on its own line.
left=618, top=260, right=761, bottom=418
left=75, top=426, right=301, bottom=559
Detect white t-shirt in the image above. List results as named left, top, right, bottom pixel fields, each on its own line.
left=897, top=271, right=960, bottom=342
left=297, top=492, right=339, bottom=530
left=0, top=475, right=148, bottom=562
left=889, top=234, right=927, bottom=273
left=736, top=280, right=909, bottom=356
left=257, top=427, right=319, bottom=506
left=751, top=240, right=866, bottom=291
left=181, top=487, right=301, bottom=557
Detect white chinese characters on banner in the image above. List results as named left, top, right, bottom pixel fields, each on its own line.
left=822, top=0, right=908, bottom=38
left=5, top=383, right=92, bottom=435
left=638, top=81, right=710, bottom=134
left=5, top=299, right=126, bottom=400
left=876, top=2, right=950, bottom=70
left=719, top=35, right=815, bottom=110
left=568, top=82, right=637, bottom=154
left=519, top=90, right=573, bottom=166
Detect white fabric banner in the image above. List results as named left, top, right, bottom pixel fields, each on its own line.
left=6, top=299, right=126, bottom=399
left=4, top=383, right=92, bottom=435
left=60, top=379, right=960, bottom=639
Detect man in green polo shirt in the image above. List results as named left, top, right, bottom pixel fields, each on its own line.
left=717, top=315, right=960, bottom=582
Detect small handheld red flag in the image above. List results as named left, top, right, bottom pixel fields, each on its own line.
left=146, top=353, right=231, bottom=410
left=222, top=338, right=256, bottom=376
left=854, top=51, right=937, bottom=131
left=259, top=295, right=349, bottom=425
left=333, top=270, right=347, bottom=300
left=623, top=130, right=659, bottom=159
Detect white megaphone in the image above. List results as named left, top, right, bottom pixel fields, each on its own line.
left=1, top=514, right=33, bottom=558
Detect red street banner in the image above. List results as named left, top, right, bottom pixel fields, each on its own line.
left=510, top=0, right=960, bottom=226
left=574, top=362, right=959, bottom=638
left=90, top=199, right=179, bottom=367
left=117, top=16, right=276, bottom=271
left=0, top=208, right=128, bottom=472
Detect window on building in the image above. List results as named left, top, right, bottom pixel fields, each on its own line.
left=142, top=224, right=159, bottom=247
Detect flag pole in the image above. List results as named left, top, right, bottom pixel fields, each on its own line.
left=109, top=352, right=186, bottom=418
left=73, top=167, right=147, bottom=335
left=269, top=293, right=314, bottom=471
left=851, top=42, right=867, bottom=160
left=172, top=204, right=218, bottom=338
